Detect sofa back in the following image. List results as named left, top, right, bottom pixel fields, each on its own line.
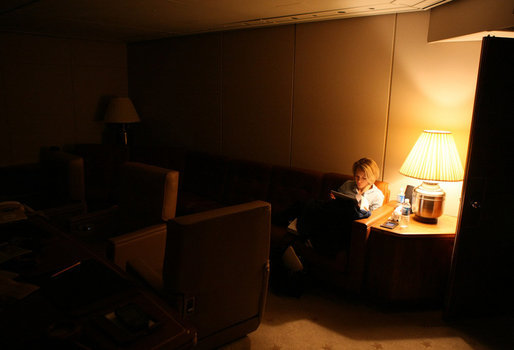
left=182, top=151, right=229, bottom=203
left=223, top=159, right=273, bottom=205
left=131, top=145, right=187, bottom=177
left=140, top=150, right=390, bottom=219
left=320, top=172, right=354, bottom=200
left=266, top=166, right=324, bottom=221
left=0, top=148, right=86, bottom=210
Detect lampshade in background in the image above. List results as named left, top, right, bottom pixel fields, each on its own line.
left=104, top=97, right=140, bottom=145
left=104, top=97, right=140, bottom=124
left=400, top=130, right=464, bottom=223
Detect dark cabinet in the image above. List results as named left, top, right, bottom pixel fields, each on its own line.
left=445, top=37, right=514, bottom=318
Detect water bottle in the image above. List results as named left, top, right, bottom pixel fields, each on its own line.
left=397, top=187, right=405, bottom=204
left=400, top=199, right=411, bottom=228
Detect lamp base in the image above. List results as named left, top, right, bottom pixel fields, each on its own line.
left=413, top=214, right=438, bottom=224
left=412, top=181, right=445, bottom=224
left=106, top=123, right=129, bottom=146
left=121, top=128, right=128, bottom=146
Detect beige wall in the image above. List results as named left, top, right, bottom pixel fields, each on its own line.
left=292, top=15, right=395, bottom=174
left=129, top=12, right=481, bottom=216
left=0, top=7, right=483, bottom=217
left=129, top=15, right=396, bottom=173
left=386, top=12, right=481, bottom=216
left=0, top=33, right=127, bottom=166
left=128, top=34, right=222, bottom=153
left=222, top=26, right=295, bottom=166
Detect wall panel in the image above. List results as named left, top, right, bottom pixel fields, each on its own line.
left=0, top=33, right=128, bottom=165
left=3, top=62, right=75, bottom=163
left=72, top=65, right=128, bottom=144
left=221, top=26, right=295, bottom=165
left=128, top=34, right=222, bottom=153
left=0, top=33, right=71, bottom=65
left=72, top=40, right=128, bottom=144
left=292, top=15, right=395, bottom=174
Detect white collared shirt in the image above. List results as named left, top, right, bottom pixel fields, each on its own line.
left=338, top=180, right=384, bottom=212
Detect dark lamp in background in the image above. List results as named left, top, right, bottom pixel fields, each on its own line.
left=104, top=97, right=140, bottom=145
left=400, top=130, right=464, bottom=223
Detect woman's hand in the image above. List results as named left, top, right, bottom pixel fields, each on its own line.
left=359, top=197, right=370, bottom=211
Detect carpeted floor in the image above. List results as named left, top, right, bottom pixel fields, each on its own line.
left=220, top=286, right=513, bottom=350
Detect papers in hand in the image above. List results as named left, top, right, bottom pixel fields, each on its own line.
left=330, top=190, right=357, bottom=202
left=331, top=190, right=370, bottom=211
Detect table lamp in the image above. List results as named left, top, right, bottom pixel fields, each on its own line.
left=104, top=97, right=140, bottom=145
left=399, top=130, right=464, bottom=223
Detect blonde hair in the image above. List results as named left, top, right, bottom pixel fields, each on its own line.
left=352, top=158, right=380, bottom=184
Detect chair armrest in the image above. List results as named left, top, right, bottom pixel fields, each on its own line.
left=345, top=202, right=396, bottom=293
left=107, top=223, right=167, bottom=272
left=353, top=202, right=396, bottom=229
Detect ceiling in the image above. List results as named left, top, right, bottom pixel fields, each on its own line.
left=0, top=0, right=453, bottom=43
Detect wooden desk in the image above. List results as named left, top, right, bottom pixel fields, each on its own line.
left=0, top=214, right=196, bottom=349
left=365, top=214, right=457, bottom=305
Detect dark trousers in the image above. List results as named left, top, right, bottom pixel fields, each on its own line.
left=296, top=198, right=370, bottom=257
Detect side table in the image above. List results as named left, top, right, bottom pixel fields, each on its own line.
left=365, top=214, right=457, bottom=306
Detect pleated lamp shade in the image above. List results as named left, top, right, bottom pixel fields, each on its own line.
left=399, top=130, right=464, bottom=223
left=104, top=97, right=140, bottom=124
left=400, top=130, right=464, bottom=182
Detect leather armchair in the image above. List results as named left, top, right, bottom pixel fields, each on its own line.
left=69, top=162, right=179, bottom=251
left=0, top=148, right=86, bottom=223
left=108, top=200, right=271, bottom=350
left=69, top=143, right=129, bottom=211
left=39, top=148, right=86, bottom=207
left=116, top=161, right=178, bottom=233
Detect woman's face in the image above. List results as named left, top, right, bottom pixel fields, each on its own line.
left=354, top=169, right=371, bottom=191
